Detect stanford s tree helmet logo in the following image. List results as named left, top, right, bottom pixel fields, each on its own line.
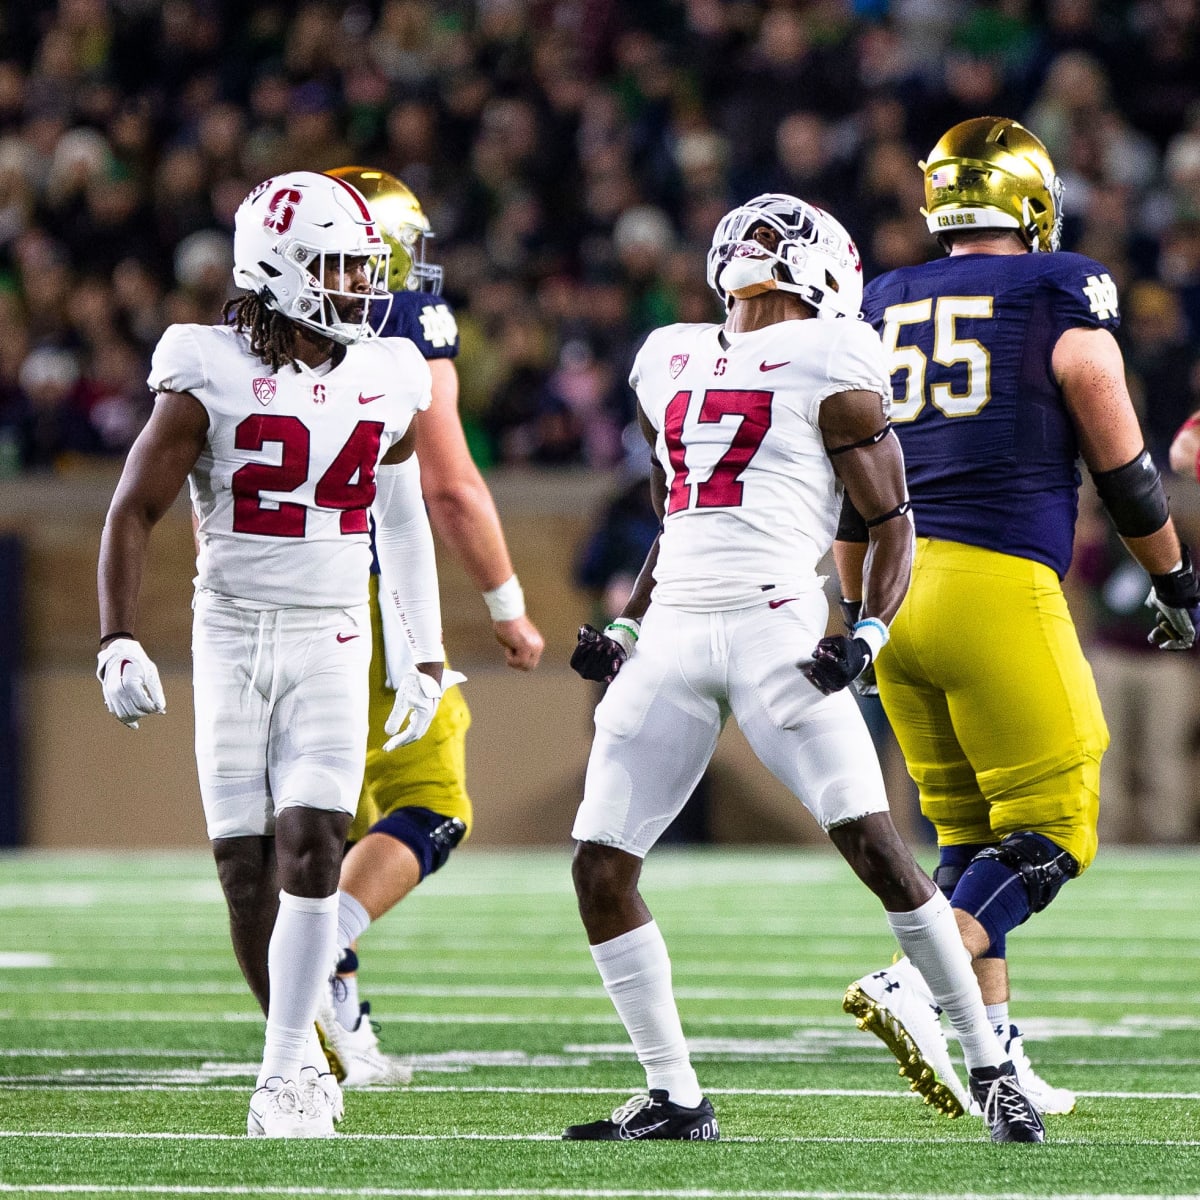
left=263, top=187, right=302, bottom=235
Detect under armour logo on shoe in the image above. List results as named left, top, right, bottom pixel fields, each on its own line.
left=871, top=971, right=900, bottom=993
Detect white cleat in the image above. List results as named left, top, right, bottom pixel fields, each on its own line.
left=844, top=958, right=971, bottom=1118
left=1000, top=1024, right=1076, bottom=1115
left=298, top=1064, right=345, bottom=1124
left=247, top=1071, right=337, bottom=1138
left=316, top=999, right=414, bottom=1088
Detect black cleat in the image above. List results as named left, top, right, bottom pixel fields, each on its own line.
left=562, top=1089, right=719, bottom=1141
left=969, top=1061, right=1046, bottom=1143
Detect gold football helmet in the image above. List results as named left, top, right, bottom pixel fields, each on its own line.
left=920, top=117, right=1064, bottom=252
left=325, top=166, right=443, bottom=293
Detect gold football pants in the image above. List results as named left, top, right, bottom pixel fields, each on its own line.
left=877, top=539, right=1107, bottom=870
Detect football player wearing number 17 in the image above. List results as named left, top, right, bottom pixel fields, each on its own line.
left=564, top=194, right=1044, bottom=1144
left=837, top=118, right=1200, bottom=1123
left=97, top=171, right=452, bottom=1137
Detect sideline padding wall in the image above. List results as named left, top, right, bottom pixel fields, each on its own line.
left=7, top=467, right=871, bottom=849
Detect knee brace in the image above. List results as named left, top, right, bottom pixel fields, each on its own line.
left=369, top=807, right=467, bottom=880
left=974, top=831, right=1079, bottom=914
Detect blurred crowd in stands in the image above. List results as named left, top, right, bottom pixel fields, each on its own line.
left=1, top=0, right=1199, bottom=476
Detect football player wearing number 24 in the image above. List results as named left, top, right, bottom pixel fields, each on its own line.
left=563, top=194, right=1043, bottom=1143
left=838, top=118, right=1200, bottom=1122
left=97, top=171, right=450, bottom=1137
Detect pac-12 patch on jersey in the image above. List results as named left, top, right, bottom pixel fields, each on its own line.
left=378, top=290, right=460, bottom=358
left=862, top=250, right=1120, bottom=579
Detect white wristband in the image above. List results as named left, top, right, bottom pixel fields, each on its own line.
left=483, top=573, right=526, bottom=622
left=605, top=618, right=640, bottom=658
left=852, top=617, right=888, bottom=662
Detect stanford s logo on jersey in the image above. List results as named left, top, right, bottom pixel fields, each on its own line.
left=669, top=354, right=689, bottom=379
left=252, top=378, right=276, bottom=405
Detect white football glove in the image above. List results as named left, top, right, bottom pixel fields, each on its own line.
left=383, top=668, right=467, bottom=751
left=96, top=638, right=166, bottom=729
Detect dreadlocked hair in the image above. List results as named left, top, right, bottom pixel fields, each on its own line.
left=222, top=293, right=304, bottom=372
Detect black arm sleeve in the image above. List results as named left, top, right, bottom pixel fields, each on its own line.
left=1090, top=449, right=1170, bottom=539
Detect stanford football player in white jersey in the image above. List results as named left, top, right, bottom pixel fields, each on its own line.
left=97, top=171, right=451, bottom=1138
left=562, top=195, right=1044, bottom=1144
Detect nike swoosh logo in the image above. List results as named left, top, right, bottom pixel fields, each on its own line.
left=619, top=1119, right=670, bottom=1140
left=759, top=360, right=789, bottom=372
left=358, top=393, right=384, bottom=405
left=768, top=597, right=797, bottom=609
left=336, top=633, right=360, bottom=643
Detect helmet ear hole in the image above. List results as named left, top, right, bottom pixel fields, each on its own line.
left=825, top=270, right=840, bottom=293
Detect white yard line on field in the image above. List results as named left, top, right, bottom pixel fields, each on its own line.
left=0, top=1130, right=1199, bottom=1153
left=0, top=1082, right=1198, bottom=1102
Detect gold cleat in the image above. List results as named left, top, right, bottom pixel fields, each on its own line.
left=844, top=979, right=966, bottom=1118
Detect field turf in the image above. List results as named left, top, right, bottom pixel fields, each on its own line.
left=0, top=846, right=1196, bottom=1198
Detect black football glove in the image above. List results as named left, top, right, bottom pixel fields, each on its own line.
left=801, top=634, right=873, bottom=695
left=571, top=624, right=632, bottom=683
left=1147, top=546, right=1200, bottom=650
left=838, top=599, right=879, bottom=697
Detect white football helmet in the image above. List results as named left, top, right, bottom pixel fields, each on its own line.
left=706, top=193, right=863, bottom=318
left=233, top=171, right=393, bottom=344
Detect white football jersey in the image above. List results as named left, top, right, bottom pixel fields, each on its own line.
left=632, top=317, right=890, bottom=611
left=148, top=323, right=431, bottom=608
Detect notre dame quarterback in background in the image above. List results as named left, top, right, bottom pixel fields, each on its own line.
left=316, top=167, right=544, bottom=1086
left=836, top=117, right=1199, bottom=1120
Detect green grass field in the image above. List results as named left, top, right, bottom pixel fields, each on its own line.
left=0, top=846, right=1196, bottom=1199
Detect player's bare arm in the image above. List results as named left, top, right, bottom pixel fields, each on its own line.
left=569, top=404, right=661, bottom=684
left=96, top=390, right=208, bottom=727
left=619, top=403, right=666, bottom=624
left=1056, top=325, right=1199, bottom=648
left=1055, top=325, right=1183, bottom=574
left=802, top=388, right=912, bottom=697
left=416, top=357, right=543, bottom=670
left=820, top=389, right=913, bottom=627
left=99, top=391, right=209, bottom=639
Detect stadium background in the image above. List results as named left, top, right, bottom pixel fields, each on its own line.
left=0, top=0, right=1198, bottom=851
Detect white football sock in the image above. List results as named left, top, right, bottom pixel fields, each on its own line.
left=590, top=921, right=702, bottom=1109
left=986, top=1000, right=1011, bottom=1038
left=887, top=892, right=1005, bottom=1072
left=333, top=970, right=361, bottom=1031
left=336, top=890, right=371, bottom=951
left=257, top=890, right=339, bottom=1088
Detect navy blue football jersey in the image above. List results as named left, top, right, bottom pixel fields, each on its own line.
left=378, top=289, right=460, bottom=360
left=862, top=252, right=1121, bottom=579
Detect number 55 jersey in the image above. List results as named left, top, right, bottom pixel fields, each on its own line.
left=148, top=323, right=432, bottom=608
left=861, top=251, right=1121, bottom=580
left=631, top=317, right=891, bottom=612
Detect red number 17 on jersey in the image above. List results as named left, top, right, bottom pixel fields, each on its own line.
left=662, top=388, right=774, bottom=515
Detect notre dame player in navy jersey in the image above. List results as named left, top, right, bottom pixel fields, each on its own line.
left=313, top=168, right=544, bottom=1087
left=837, top=118, right=1200, bottom=1121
